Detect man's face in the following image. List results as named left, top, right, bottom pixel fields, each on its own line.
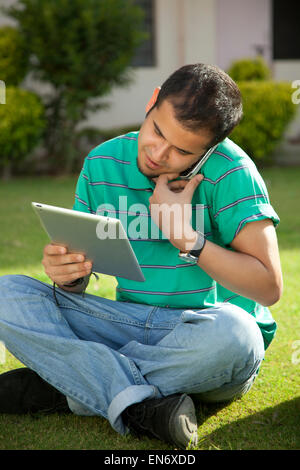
left=137, top=99, right=212, bottom=178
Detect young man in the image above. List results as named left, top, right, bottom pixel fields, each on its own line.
left=0, top=64, right=282, bottom=449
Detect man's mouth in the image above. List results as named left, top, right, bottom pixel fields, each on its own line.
left=145, top=154, right=161, bottom=170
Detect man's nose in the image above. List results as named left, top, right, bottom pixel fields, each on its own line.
left=152, top=141, right=170, bottom=163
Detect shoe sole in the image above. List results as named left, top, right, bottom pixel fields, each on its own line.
left=169, top=394, right=198, bottom=449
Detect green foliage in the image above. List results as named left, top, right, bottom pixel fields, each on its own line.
left=0, top=87, right=45, bottom=177
left=227, top=57, right=296, bottom=163
left=5, top=0, right=145, bottom=100
left=4, top=0, right=146, bottom=172
left=227, top=56, right=271, bottom=82
left=230, top=81, right=297, bottom=163
left=0, top=26, right=29, bottom=86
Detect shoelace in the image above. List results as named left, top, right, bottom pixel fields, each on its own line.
left=125, top=402, right=157, bottom=434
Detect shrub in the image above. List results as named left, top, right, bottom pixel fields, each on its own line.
left=0, top=26, right=29, bottom=86
left=230, top=81, right=297, bottom=163
left=0, top=87, right=46, bottom=179
left=227, top=56, right=271, bottom=82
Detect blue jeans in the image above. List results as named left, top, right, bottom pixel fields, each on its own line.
left=0, top=275, right=265, bottom=435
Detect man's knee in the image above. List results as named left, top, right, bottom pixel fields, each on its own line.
left=0, top=275, right=52, bottom=302
left=190, top=305, right=265, bottom=402
left=204, top=303, right=265, bottom=369
left=179, top=303, right=265, bottom=367
left=0, top=274, right=24, bottom=293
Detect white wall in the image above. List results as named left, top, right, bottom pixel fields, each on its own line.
left=183, top=0, right=216, bottom=65
left=215, top=0, right=272, bottom=71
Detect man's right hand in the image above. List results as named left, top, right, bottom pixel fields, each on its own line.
left=42, top=243, right=92, bottom=289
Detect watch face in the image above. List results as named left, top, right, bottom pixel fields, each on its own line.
left=178, top=252, right=198, bottom=264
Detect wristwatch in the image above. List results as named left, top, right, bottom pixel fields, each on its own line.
left=178, top=231, right=206, bottom=264
left=63, top=277, right=85, bottom=287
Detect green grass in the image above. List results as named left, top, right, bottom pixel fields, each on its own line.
left=0, top=169, right=299, bottom=450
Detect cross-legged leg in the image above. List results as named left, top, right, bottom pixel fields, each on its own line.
left=0, top=275, right=264, bottom=445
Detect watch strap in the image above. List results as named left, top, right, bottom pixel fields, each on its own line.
left=63, top=277, right=85, bottom=287
left=178, top=232, right=206, bottom=263
left=189, top=231, right=206, bottom=255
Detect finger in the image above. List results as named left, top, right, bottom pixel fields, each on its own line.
left=182, top=174, right=204, bottom=197
left=54, top=269, right=91, bottom=286
left=44, top=243, right=67, bottom=256
left=46, top=252, right=86, bottom=267
left=51, top=261, right=92, bottom=276
left=49, top=262, right=92, bottom=285
left=156, top=173, right=180, bottom=186
left=167, top=179, right=189, bottom=191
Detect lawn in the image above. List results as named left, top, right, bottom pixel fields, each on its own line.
left=0, top=169, right=299, bottom=450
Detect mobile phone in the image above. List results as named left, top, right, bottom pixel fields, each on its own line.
left=179, top=144, right=218, bottom=180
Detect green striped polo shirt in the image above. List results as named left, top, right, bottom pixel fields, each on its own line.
left=73, top=131, right=279, bottom=349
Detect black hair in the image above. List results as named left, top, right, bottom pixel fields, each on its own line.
left=155, top=63, right=243, bottom=147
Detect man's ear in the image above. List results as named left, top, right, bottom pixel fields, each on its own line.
left=145, top=87, right=161, bottom=114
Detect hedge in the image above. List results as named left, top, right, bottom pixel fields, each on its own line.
left=230, top=80, right=297, bottom=163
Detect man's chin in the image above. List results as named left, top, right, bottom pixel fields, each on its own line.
left=137, top=159, right=161, bottom=178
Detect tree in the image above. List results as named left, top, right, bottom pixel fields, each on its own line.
left=0, top=26, right=29, bottom=86
left=3, top=0, right=145, bottom=172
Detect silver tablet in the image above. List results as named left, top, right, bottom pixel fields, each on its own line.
left=32, top=202, right=145, bottom=282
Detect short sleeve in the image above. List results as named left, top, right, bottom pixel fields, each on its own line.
left=212, top=163, right=280, bottom=246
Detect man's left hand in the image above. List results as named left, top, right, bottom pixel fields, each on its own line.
left=149, top=173, right=203, bottom=251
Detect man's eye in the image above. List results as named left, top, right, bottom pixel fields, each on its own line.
left=178, top=149, right=190, bottom=156
left=154, top=126, right=162, bottom=137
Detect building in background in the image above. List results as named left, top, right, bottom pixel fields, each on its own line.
left=1, top=0, right=299, bottom=134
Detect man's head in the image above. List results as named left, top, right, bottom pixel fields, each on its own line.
left=138, top=63, right=243, bottom=178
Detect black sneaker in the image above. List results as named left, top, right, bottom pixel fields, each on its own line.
left=122, top=393, right=198, bottom=449
left=0, top=368, right=71, bottom=414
